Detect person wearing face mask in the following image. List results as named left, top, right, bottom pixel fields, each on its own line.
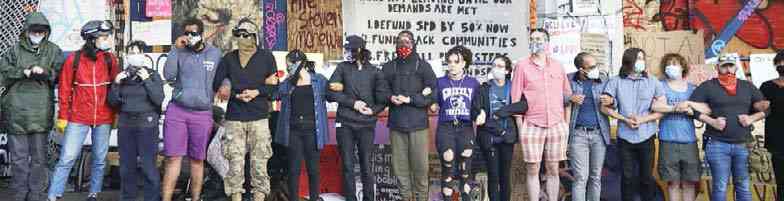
left=274, top=50, right=329, bottom=201
left=161, top=18, right=223, bottom=201
left=686, top=54, right=769, bottom=201
left=380, top=30, right=437, bottom=201
left=327, top=35, right=391, bottom=201
left=429, top=45, right=482, bottom=201
left=566, top=53, right=611, bottom=201
left=761, top=50, right=784, bottom=201
left=649, top=53, right=699, bottom=201
left=211, top=18, right=278, bottom=201
left=50, top=20, right=121, bottom=201
left=510, top=28, right=572, bottom=201
left=107, top=41, right=164, bottom=201
left=0, top=12, right=63, bottom=201
left=599, top=48, right=665, bottom=201
left=476, top=55, right=526, bottom=201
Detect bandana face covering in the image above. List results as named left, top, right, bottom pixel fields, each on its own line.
left=718, top=72, right=738, bottom=96
left=397, top=47, right=412, bottom=59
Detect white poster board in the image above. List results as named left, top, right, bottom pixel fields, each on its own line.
left=130, top=20, right=172, bottom=46
left=343, top=0, right=529, bottom=78
left=39, top=0, right=107, bottom=51
left=750, top=54, right=778, bottom=87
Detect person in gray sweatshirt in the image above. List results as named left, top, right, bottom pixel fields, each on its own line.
left=160, top=18, right=223, bottom=201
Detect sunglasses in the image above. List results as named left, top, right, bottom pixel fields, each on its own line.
left=184, top=32, right=200, bottom=37
left=233, top=32, right=255, bottom=38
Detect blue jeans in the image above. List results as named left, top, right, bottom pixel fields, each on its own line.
left=705, top=140, right=751, bottom=201
left=48, top=123, right=111, bottom=199
left=568, top=128, right=607, bottom=201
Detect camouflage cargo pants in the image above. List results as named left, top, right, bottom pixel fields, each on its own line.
left=223, top=119, right=273, bottom=196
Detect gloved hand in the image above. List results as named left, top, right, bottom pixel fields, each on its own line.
left=55, top=119, right=68, bottom=134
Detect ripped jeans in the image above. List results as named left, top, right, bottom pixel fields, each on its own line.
left=436, top=122, right=476, bottom=200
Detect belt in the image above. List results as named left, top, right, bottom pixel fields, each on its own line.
left=575, top=126, right=599, bottom=132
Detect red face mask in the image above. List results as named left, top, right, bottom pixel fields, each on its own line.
left=397, top=47, right=412, bottom=59
left=717, top=72, right=737, bottom=96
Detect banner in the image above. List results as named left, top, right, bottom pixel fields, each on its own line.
left=624, top=30, right=706, bottom=77
left=343, top=0, right=529, bottom=69
left=39, top=0, right=107, bottom=51
left=288, top=0, right=343, bottom=60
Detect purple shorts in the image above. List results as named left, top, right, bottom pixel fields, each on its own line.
left=163, top=103, right=213, bottom=160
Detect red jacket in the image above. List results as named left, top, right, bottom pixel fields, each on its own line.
left=58, top=51, right=120, bottom=125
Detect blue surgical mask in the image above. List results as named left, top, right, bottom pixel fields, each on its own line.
left=665, top=65, right=683, bottom=79
left=529, top=42, right=545, bottom=54
left=634, top=61, right=646, bottom=73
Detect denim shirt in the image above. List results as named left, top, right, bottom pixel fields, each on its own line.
left=567, top=73, right=611, bottom=145
left=274, top=72, right=329, bottom=150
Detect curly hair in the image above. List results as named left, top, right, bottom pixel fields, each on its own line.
left=445, top=45, right=473, bottom=69
left=659, top=53, right=690, bottom=78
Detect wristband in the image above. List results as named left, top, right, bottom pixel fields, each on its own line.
left=691, top=111, right=702, bottom=119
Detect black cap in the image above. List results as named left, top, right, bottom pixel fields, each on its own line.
left=344, top=35, right=366, bottom=50
left=81, top=20, right=113, bottom=39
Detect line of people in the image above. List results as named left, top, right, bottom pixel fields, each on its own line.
left=2, top=12, right=784, bottom=201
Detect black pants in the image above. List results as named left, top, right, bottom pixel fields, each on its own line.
left=288, top=127, right=321, bottom=200
left=118, top=126, right=161, bottom=201
left=336, top=123, right=375, bottom=201
left=8, top=133, right=48, bottom=201
left=619, top=138, right=656, bottom=201
left=771, top=151, right=784, bottom=200
left=480, top=141, right=514, bottom=201
left=435, top=122, right=476, bottom=199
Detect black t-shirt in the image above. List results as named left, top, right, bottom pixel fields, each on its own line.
left=761, top=80, right=784, bottom=151
left=689, top=79, right=764, bottom=143
left=291, top=85, right=316, bottom=125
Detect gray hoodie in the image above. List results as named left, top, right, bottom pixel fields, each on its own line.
left=163, top=45, right=222, bottom=111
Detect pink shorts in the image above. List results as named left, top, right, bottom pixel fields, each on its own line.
left=519, top=121, right=568, bottom=163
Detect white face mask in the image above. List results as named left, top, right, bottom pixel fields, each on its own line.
left=188, top=35, right=202, bottom=47
left=491, top=67, right=507, bottom=81
left=97, top=39, right=113, bottom=51
left=665, top=65, right=683, bottom=79
left=126, top=54, right=146, bottom=67
left=29, top=34, right=44, bottom=45
left=585, top=68, right=600, bottom=79
left=634, top=60, right=646, bottom=73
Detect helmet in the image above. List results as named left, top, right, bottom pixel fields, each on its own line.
left=80, top=20, right=113, bottom=39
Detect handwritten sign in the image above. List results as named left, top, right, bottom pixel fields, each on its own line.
left=263, top=0, right=288, bottom=50
left=288, top=0, right=343, bottom=60
left=343, top=0, right=529, bottom=67
left=624, top=30, right=706, bottom=77
left=581, top=33, right=610, bottom=72
left=39, top=0, right=107, bottom=51
left=373, top=144, right=402, bottom=201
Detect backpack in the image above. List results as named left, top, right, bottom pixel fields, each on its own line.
left=67, top=50, right=113, bottom=113
left=748, top=135, right=774, bottom=182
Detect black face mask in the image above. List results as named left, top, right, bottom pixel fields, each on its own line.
left=777, top=65, right=784, bottom=76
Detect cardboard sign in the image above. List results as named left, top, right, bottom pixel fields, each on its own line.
left=624, top=30, right=706, bottom=77
left=288, top=0, right=343, bottom=60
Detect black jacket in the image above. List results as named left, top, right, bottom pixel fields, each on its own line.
left=328, top=61, right=391, bottom=126
left=477, top=81, right=528, bottom=145
left=381, top=54, right=437, bottom=132
left=108, top=67, right=165, bottom=127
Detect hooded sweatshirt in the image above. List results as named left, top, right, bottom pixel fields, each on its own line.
left=163, top=46, right=223, bottom=111
left=0, top=12, right=64, bottom=134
